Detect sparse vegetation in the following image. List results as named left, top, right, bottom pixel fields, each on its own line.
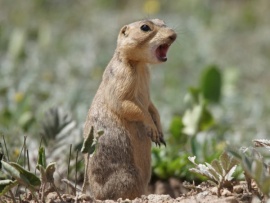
left=1, top=0, right=270, bottom=202
left=228, top=139, right=270, bottom=200
left=152, top=65, right=223, bottom=180
left=188, top=152, right=238, bottom=196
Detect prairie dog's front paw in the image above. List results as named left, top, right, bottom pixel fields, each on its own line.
left=146, top=123, right=165, bottom=146
left=152, top=120, right=166, bottom=146
left=158, top=132, right=166, bottom=146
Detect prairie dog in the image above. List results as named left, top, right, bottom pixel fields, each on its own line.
left=83, top=19, right=176, bottom=200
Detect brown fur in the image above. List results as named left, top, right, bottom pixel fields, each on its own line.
left=83, top=19, right=176, bottom=200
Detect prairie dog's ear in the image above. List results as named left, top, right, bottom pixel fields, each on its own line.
left=120, top=25, right=129, bottom=37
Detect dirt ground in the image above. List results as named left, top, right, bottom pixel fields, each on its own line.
left=5, top=178, right=263, bottom=203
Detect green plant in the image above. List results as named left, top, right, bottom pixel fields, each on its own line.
left=39, top=107, right=83, bottom=178
left=0, top=161, right=41, bottom=201
left=0, top=143, right=69, bottom=202
left=200, top=65, right=222, bottom=103
left=36, top=147, right=63, bottom=202
left=0, top=113, right=91, bottom=202
left=40, top=107, right=77, bottom=146
left=81, top=126, right=103, bottom=193
left=152, top=65, right=224, bottom=180
left=188, top=152, right=238, bottom=196
left=81, top=126, right=103, bottom=157
left=228, top=139, right=270, bottom=199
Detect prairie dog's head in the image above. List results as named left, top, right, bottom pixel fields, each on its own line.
left=117, top=19, right=177, bottom=64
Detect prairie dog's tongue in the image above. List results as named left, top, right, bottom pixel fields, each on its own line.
left=156, top=44, right=169, bottom=62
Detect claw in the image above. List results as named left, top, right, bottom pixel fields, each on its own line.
left=160, top=136, right=166, bottom=147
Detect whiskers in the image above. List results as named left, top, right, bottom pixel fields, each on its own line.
left=170, top=23, right=190, bottom=49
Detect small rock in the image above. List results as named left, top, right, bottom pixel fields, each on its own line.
left=212, top=197, right=239, bottom=203
left=104, top=200, right=117, bottom=203
left=46, top=192, right=58, bottom=200
left=221, top=189, right=232, bottom=197
left=210, top=187, right=218, bottom=195
left=117, top=198, right=132, bottom=203
left=154, top=180, right=174, bottom=197
left=251, top=196, right=262, bottom=203
left=62, top=193, right=74, bottom=202
left=196, top=191, right=209, bottom=200
left=147, top=194, right=171, bottom=203
left=233, top=185, right=244, bottom=194
left=78, top=193, right=93, bottom=201
left=133, top=197, right=144, bottom=203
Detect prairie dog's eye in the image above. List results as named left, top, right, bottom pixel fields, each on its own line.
left=140, top=24, right=151, bottom=32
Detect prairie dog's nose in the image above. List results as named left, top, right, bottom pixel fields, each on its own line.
left=169, top=33, right=177, bottom=42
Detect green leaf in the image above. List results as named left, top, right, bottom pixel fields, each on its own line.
left=199, top=106, right=214, bottom=131
left=228, top=158, right=238, bottom=172
left=220, top=152, right=237, bottom=173
left=97, top=130, right=104, bottom=136
left=182, top=104, right=202, bottom=136
left=0, top=180, right=18, bottom=196
left=220, top=152, right=230, bottom=171
left=169, top=116, right=183, bottom=139
left=153, top=164, right=167, bottom=179
left=252, top=159, right=264, bottom=183
left=188, top=156, right=197, bottom=166
left=89, top=138, right=99, bottom=156
left=45, top=162, right=56, bottom=183
left=182, top=101, right=214, bottom=136
left=184, top=87, right=201, bottom=105
left=40, top=107, right=75, bottom=145
left=18, top=111, right=35, bottom=131
left=200, top=65, right=222, bottom=103
left=205, top=162, right=220, bottom=182
left=260, top=178, right=270, bottom=196
left=1, top=161, right=41, bottom=188
left=189, top=168, right=205, bottom=177
left=9, top=162, right=41, bottom=187
left=37, top=164, right=46, bottom=183
left=81, top=126, right=94, bottom=154
left=169, top=116, right=187, bottom=145
left=243, top=156, right=253, bottom=172
left=211, top=160, right=224, bottom=176
left=8, top=28, right=26, bottom=60
left=189, top=151, right=238, bottom=187
left=227, top=147, right=243, bottom=161
left=37, top=147, right=46, bottom=168
left=167, top=158, right=183, bottom=176
left=253, top=139, right=270, bottom=149
left=81, top=126, right=103, bottom=156
left=225, top=165, right=237, bottom=181
left=0, top=143, right=4, bottom=169
left=191, top=136, right=199, bottom=157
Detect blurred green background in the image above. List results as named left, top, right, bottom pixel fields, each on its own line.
left=1, top=0, right=270, bottom=182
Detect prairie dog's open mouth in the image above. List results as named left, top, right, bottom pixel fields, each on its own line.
left=155, top=44, right=170, bottom=62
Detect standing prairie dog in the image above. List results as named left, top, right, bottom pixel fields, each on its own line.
left=83, top=19, right=176, bottom=200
